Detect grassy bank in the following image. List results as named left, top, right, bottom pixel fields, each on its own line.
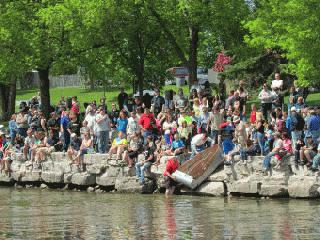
left=16, top=86, right=319, bottom=110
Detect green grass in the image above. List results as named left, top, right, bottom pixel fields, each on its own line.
left=16, top=85, right=190, bottom=110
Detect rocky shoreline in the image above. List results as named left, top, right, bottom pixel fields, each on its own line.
left=1, top=152, right=320, bottom=198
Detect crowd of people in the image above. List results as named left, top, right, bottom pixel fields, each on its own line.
left=0, top=74, right=319, bottom=195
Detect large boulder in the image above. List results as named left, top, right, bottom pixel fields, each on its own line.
left=20, top=171, right=42, bottom=182
left=115, top=176, right=155, bottom=193
left=96, top=173, right=116, bottom=187
left=288, top=176, right=320, bottom=198
left=196, top=181, right=225, bottom=196
left=71, top=173, right=96, bottom=186
left=41, top=171, right=64, bottom=183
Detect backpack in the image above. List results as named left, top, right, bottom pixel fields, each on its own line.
left=296, top=114, right=305, bottom=131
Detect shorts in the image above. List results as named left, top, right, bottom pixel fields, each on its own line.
left=164, top=176, right=177, bottom=189
left=128, top=150, right=138, bottom=159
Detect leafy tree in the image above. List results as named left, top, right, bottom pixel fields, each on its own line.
left=146, top=0, right=250, bottom=87
left=245, top=0, right=320, bottom=86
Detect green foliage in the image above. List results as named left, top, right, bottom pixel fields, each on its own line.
left=245, top=0, right=320, bottom=86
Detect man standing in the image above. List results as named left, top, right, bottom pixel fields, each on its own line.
left=117, top=88, right=128, bottom=111
left=139, top=108, right=156, bottom=144
left=95, top=107, right=110, bottom=154
left=258, top=83, right=274, bottom=120
left=151, top=89, right=165, bottom=117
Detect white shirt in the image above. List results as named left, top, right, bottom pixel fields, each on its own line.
left=191, top=134, right=209, bottom=146
left=271, top=79, right=283, bottom=89
left=127, top=117, right=140, bottom=135
left=95, top=114, right=110, bottom=132
left=85, top=113, right=96, bottom=132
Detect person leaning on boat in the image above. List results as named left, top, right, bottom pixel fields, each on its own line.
left=190, top=132, right=214, bottom=158
left=163, top=156, right=180, bottom=196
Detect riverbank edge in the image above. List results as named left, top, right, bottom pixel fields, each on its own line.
left=1, top=152, right=320, bottom=199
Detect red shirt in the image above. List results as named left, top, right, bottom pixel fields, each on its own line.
left=250, top=111, right=256, bottom=124
left=164, top=158, right=179, bottom=177
left=71, top=102, right=80, bottom=114
left=139, top=113, right=155, bottom=130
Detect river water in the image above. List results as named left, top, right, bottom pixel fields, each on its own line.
left=0, top=188, right=320, bottom=239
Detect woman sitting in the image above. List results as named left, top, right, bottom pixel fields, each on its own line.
left=72, top=131, right=94, bottom=167
left=107, top=131, right=128, bottom=160
left=123, top=132, right=143, bottom=167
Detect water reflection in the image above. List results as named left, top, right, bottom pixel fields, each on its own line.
left=0, top=188, right=320, bottom=239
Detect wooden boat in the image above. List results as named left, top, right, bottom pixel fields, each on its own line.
left=172, top=145, right=223, bottom=189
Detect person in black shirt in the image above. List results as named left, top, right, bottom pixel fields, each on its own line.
left=117, top=88, right=128, bottom=111
left=135, top=136, right=155, bottom=184
left=67, top=111, right=81, bottom=136
left=151, top=89, right=165, bottom=117
left=67, top=133, right=81, bottom=161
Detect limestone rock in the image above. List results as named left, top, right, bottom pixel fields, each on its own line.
left=41, top=171, right=64, bottom=183
left=197, top=181, right=225, bottom=196
left=87, top=186, right=95, bottom=192
left=207, top=166, right=226, bottom=182
left=115, top=176, right=155, bottom=193
left=71, top=173, right=96, bottom=186
left=0, top=173, right=13, bottom=182
left=96, top=173, right=116, bottom=187
left=40, top=183, right=48, bottom=189
left=64, top=173, right=73, bottom=183
left=227, top=177, right=259, bottom=194
left=288, top=176, right=320, bottom=198
left=20, top=171, right=41, bottom=182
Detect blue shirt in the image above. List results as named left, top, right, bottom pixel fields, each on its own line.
left=9, top=120, right=17, bottom=135
left=172, top=140, right=185, bottom=150
left=117, top=118, right=128, bottom=134
left=308, top=115, right=320, bottom=131
left=61, top=116, right=70, bottom=131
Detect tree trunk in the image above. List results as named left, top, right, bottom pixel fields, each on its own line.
left=0, top=79, right=16, bottom=121
left=188, top=26, right=199, bottom=88
left=38, top=68, right=51, bottom=118
left=137, top=66, right=144, bottom=97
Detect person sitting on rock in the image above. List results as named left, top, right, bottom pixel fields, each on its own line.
left=67, top=133, right=81, bottom=161
left=311, top=143, right=320, bottom=171
left=23, top=129, right=35, bottom=161
left=123, top=132, right=143, bottom=168
left=299, top=134, right=318, bottom=168
left=262, top=132, right=283, bottom=173
left=72, top=131, right=94, bottom=167
left=163, top=156, right=180, bottom=196
left=135, top=144, right=156, bottom=185
left=107, top=131, right=128, bottom=160
left=0, top=135, right=14, bottom=175
left=34, top=129, right=58, bottom=163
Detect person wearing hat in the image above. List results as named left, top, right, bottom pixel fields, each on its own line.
left=299, top=133, right=318, bottom=167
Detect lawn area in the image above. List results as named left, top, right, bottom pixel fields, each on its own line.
left=16, top=86, right=319, bottom=111
left=16, top=85, right=190, bottom=110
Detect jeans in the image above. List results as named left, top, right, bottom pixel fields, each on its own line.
left=143, top=129, right=152, bottom=144
left=96, top=131, right=109, bottom=153
left=164, top=134, right=171, bottom=145
left=291, top=130, right=302, bottom=150
left=63, top=132, right=70, bottom=151
left=263, top=152, right=277, bottom=170
left=17, top=128, right=28, bottom=138
left=191, top=144, right=205, bottom=158
left=210, top=130, right=218, bottom=144
left=312, top=154, right=320, bottom=169
left=257, top=132, right=265, bottom=155
left=311, top=130, right=320, bottom=143
left=135, top=161, right=152, bottom=183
